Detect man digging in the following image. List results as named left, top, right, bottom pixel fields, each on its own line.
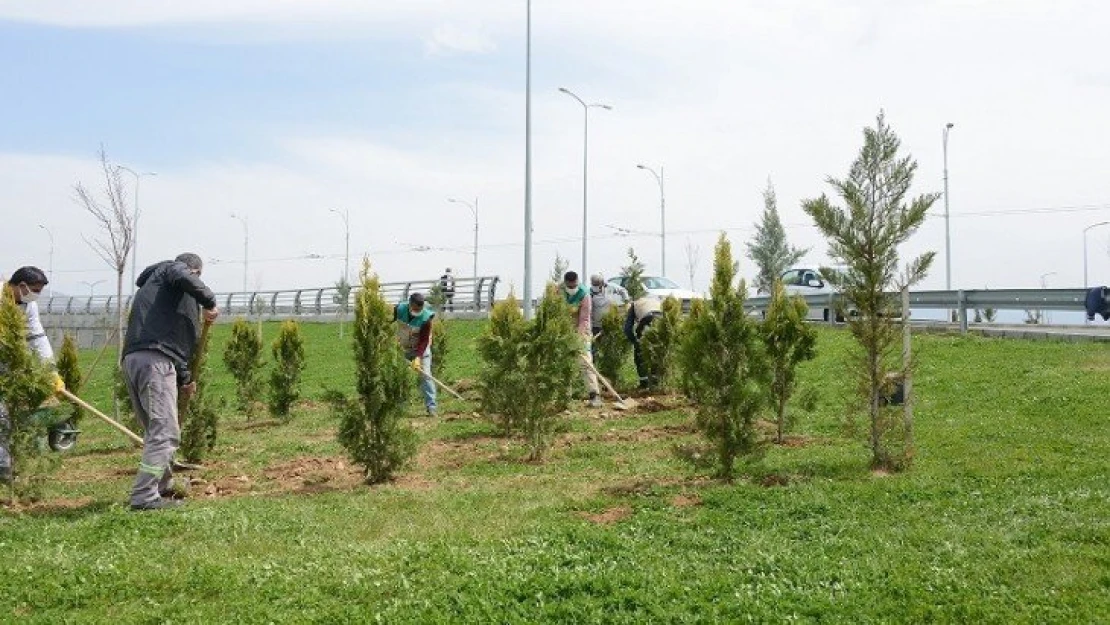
left=122, top=253, right=218, bottom=511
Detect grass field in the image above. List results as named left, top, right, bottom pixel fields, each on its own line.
left=1, top=319, right=1108, bottom=623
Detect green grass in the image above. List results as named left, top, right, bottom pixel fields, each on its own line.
left=1, top=320, right=1108, bottom=623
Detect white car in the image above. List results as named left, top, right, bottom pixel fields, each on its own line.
left=607, top=275, right=702, bottom=310
left=779, top=268, right=850, bottom=322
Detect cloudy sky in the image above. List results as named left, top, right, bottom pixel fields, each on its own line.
left=2, top=0, right=1109, bottom=302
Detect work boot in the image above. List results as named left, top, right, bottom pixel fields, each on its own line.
left=588, top=393, right=603, bottom=408
left=0, top=466, right=10, bottom=485
left=426, top=407, right=438, bottom=417
left=130, top=498, right=184, bottom=512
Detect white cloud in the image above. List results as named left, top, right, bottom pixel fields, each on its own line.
left=423, top=23, right=497, bottom=57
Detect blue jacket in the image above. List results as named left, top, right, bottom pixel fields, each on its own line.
left=1085, top=286, right=1109, bottom=321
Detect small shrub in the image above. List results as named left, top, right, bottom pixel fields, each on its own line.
left=55, top=333, right=84, bottom=424
left=0, top=285, right=56, bottom=502
left=331, top=259, right=416, bottom=484
left=621, top=249, right=647, bottom=300
left=594, top=305, right=630, bottom=386
left=678, top=234, right=770, bottom=481
left=223, top=319, right=264, bottom=420
left=179, top=323, right=220, bottom=463
left=477, top=293, right=527, bottom=435
left=639, top=296, right=683, bottom=388
left=431, top=320, right=448, bottom=381
left=762, top=280, right=817, bottom=443
left=268, top=320, right=306, bottom=419
left=477, top=285, right=579, bottom=460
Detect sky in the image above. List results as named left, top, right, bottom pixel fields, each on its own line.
left=2, top=0, right=1109, bottom=302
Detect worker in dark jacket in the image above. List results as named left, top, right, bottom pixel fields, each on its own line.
left=122, top=253, right=218, bottom=511
left=1085, top=286, right=1109, bottom=321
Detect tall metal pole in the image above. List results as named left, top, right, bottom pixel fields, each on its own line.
left=37, top=224, right=54, bottom=297
left=230, top=213, right=248, bottom=294
left=523, top=0, right=534, bottom=320
left=119, top=166, right=157, bottom=296
left=942, top=123, right=954, bottom=292
left=1083, top=221, right=1110, bottom=289
left=637, top=164, right=666, bottom=275
left=559, top=88, right=611, bottom=279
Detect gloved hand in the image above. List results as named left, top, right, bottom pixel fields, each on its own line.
left=410, top=357, right=422, bottom=372
left=52, top=372, right=66, bottom=394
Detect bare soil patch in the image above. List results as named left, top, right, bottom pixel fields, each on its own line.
left=579, top=506, right=633, bottom=525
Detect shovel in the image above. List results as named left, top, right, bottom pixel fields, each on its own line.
left=580, top=355, right=636, bottom=411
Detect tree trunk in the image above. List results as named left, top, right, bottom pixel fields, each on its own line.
left=115, top=271, right=125, bottom=418
left=902, top=287, right=913, bottom=460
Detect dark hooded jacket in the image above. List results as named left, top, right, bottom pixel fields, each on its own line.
left=123, top=260, right=217, bottom=385
left=1086, top=286, right=1109, bottom=321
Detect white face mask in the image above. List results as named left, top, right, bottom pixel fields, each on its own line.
left=590, top=286, right=602, bottom=295
left=19, top=284, right=40, bottom=304
left=564, top=285, right=578, bottom=296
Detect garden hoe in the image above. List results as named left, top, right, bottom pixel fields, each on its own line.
left=418, top=369, right=467, bottom=402
left=58, top=388, right=143, bottom=447
left=580, top=355, right=636, bottom=411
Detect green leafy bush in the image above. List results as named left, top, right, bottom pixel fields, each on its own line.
left=223, top=319, right=265, bottom=420
left=639, top=295, right=683, bottom=389
left=331, top=259, right=416, bottom=484
left=762, top=280, right=817, bottom=443
left=268, top=320, right=306, bottom=419
left=179, top=323, right=220, bottom=463
left=678, top=234, right=770, bottom=481
left=0, top=286, right=56, bottom=501
left=55, top=333, right=84, bottom=424
left=594, top=305, right=630, bottom=386
left=478, top=286, right=579, bottom=460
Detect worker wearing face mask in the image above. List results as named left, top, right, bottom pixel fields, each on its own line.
left=1, top=266, right=66, bottom=484
left=562, top=271, right=601, bottom=408
left=588, top=274, right=611, bottom=363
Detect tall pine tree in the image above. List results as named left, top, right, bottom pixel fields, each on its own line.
left=802, top=111, right=937, bottom=471
left=746, top=179, right=807, bottom=294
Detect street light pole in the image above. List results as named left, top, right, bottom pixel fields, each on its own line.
left=559, top=87, right=612, bottom=279
left=636, top=164, right=666, bottom=275
left=523, top=0, right=534, bottom=320
left=37, top=224, right=54, bottom=297
left=1083, top=221, right=1110, bottom=289
left=329, top=208, right=350, bottom=285
left=230, top=213, right=249, bottom=294
left=942, top=123, right=954, bottom=292
left=448, top=198, right=479, bottom=280
left=119, top=166, right=157, bottom=296
left=80, top=279, right=106, bottom=298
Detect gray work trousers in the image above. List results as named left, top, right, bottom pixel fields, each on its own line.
left=123, top=350, right=180, bottom=506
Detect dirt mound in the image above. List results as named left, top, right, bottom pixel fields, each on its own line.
left=260, top=456, right=363, bottom=493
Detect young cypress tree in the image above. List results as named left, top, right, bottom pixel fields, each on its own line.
left=431, top=320, right=448, bottom=381
left=477, top=293, right=527, bottom=435
left=268, top=320, right=306, bottom=419
left=477, top=286, right=579, bottom=460
left=332, top=259, right=416, bottom=484
left=594, top=305, right=630, bottom=386
left=802, top=111, right=937, bottom=471
left=55, top=333, right=84, bottom=424
left=223, top=319, right=265, bottom=420
left=621, top=248, right=648, bottom=300
left=762, top=280, right=817, bottom=443
left=0, top=285, right=55, bottom=501
left=746, top=179, right=807, bottom=294
left=179, top=321, right=220, bottom=463
left=549, top=254, right=569, bottom=283
left=678, top=234, right=770, bottom=481
left=639, top=295, right=683, bottom=389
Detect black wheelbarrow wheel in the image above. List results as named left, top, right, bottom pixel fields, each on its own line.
left=48, top=420, right=80, bottom=452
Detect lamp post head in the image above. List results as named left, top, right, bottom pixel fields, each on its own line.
left=599, top=104, right=613, bottom=111
left=636, top=164, right=646, bottom=170
left=558, top=87, right=570, bottom=94
left=946, top=122, right=954, bottom=129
